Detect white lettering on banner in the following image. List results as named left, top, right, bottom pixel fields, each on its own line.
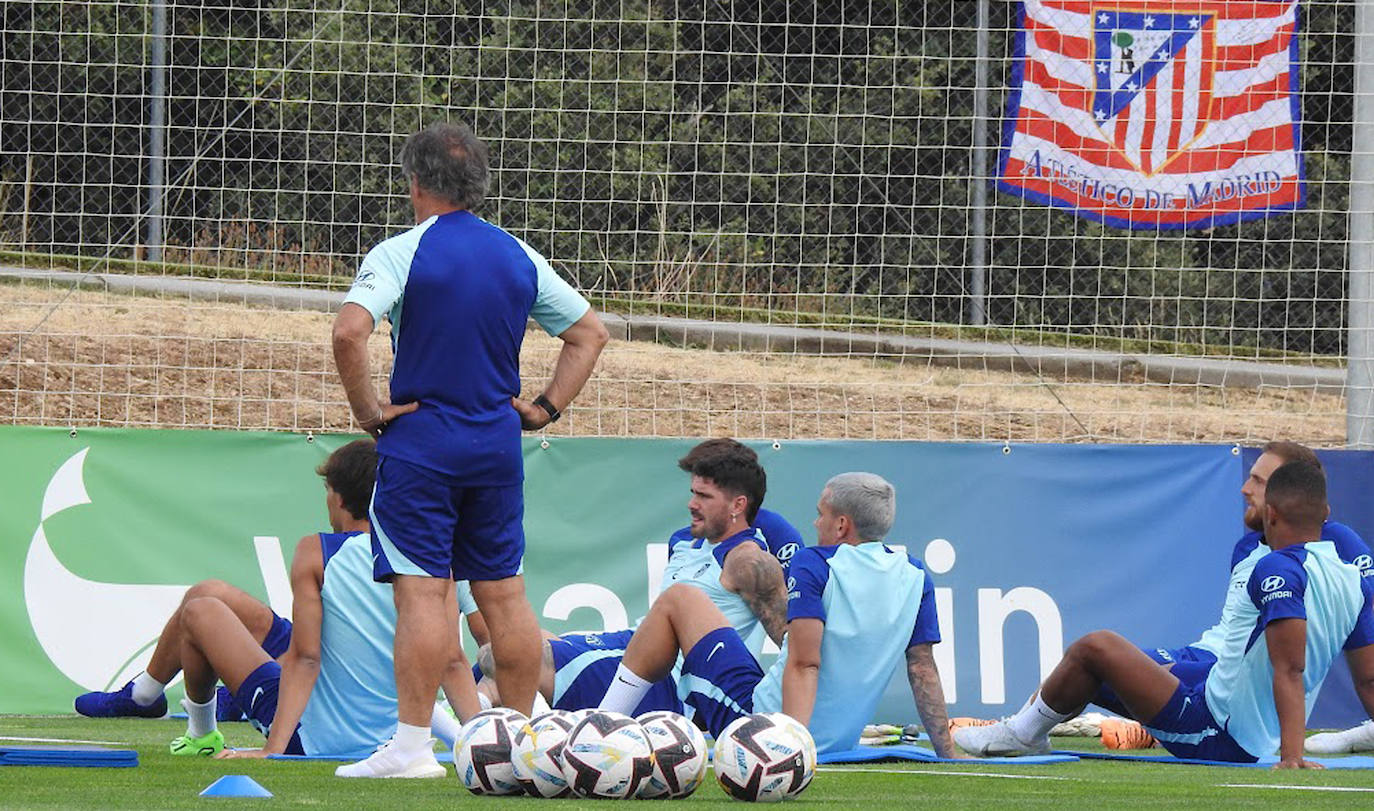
left=253, top=536, right=292, bottom=616
left=978, top=587, right=1065, bottom=704
left=922, top=540, right=959, bottom=703
left=542, top=583, right=629, bottom=630
left=645, top=543, right=668, bottom=604
left=1024, top=149, right=1286, bottom=210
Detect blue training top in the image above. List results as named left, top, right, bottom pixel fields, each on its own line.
left=1204, top=540, right=1374, bottom=758
left=343, top=210, right=589, bottom=485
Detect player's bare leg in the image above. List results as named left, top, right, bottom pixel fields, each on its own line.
left=171, top=596, right=274, bottom=756
left=600, top=584, right=731, bottom=714
left=76, top=578, right=278, bottom=718
left=956, top=630, right=1179, bottom=756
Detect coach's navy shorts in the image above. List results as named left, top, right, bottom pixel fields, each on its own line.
left=1141, top=662, right=1256, bottom=763
left=234, top=661, right=305, bottom=755
left=677, top=628, right=764, bottom=738
left=261, top=612, right=293, bottom=659
left=369, top=455, right=524, bottom=581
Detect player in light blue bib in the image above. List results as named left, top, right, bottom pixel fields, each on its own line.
left=156, top=441, right=483, bottom=770
left=958, top=461, right=1374, bottom=767
left=598, top=472, right=960, bottom=758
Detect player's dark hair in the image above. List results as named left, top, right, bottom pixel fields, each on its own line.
left=1262, top=440, right=1321, bottom=470
left=399, top=122, right=490, bottom=211
left=678, top=438, right=766, bottom=524
left=316, top=439, right=377, bottom=521
left=1263, top=460, right=1327, bottom=533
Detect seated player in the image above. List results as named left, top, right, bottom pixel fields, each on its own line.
left=474, top=630, right=684, bottom=716
left=661, top=438, right=789, bottom=655
left=1137, top=442, right=1371, bottom=672
left=74, top=541, right=489, bottom=723
left=72, top=443, right=489, bottom=724
left=599, top=472, right=961, bottom=758
left=956, top=461, right=1374, bottom=767
left=143, top=439, right=482, bottom=765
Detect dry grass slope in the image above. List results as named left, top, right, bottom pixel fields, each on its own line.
left=0, top=283, right=1347, bottom=444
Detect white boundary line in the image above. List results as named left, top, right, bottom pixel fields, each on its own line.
left=1220, top=784, right=1374, bottom=793
left=819, top=766, right=1075, bottom=781
left=0, top=735, right=126, bottom=746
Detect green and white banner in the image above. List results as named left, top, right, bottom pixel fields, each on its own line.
left=2, top=427, right=1282, bottom=724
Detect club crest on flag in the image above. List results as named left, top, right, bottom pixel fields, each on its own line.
left=1091, top=9, right=1216, bottom=175
left=998, top=0, right=1304, bottom=230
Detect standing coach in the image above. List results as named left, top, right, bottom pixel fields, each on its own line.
left=331, top=122, right=608, bottom=778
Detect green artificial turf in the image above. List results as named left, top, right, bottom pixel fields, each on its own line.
left=1, top=716, right=1372, bottom=809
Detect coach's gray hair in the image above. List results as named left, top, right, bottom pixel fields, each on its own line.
left=823, top=472, right=896, bottom=542
left=399, top=122, right=490, bottom=210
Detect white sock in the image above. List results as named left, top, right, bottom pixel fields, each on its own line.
left=131, top=671, right=166, bottom=706
left=182, top=695, right=217, bottom=738
left=477, top=692, right=493, bottom=711
left=429, top=705, right=462, bottom=749
left=1006, top=694, right=1073, bottom=743
left=393, top=721, right=432, bottom=756
left=599, top=664, right=653, bottom=715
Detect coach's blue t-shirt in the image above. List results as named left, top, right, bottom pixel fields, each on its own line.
left=343, top=210, right=589, bottom=485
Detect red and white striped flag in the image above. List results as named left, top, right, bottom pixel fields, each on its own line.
left=998, top=0, right=1304, bottom=229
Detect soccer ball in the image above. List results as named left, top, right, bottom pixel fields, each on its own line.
left=713, top=713, right=817, bottom=802
left=510, top=711, right=576, bottom=798
left=559, top=710, right=654, bottom=799
left=453, top=708, right=527, bottom=795
left=637, top=711, right=708, bottom=798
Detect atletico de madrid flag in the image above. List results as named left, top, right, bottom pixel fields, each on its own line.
left=998, top=1, right=1304, bottom=230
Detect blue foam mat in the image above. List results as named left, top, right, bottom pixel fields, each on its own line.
left=0, top=745, right=138, bottom=768
left=819, top=744, right=1077, bottom=765
left=264, top=753, right=357, bottom=762
left=1054, top=750, right=1374, bottom=769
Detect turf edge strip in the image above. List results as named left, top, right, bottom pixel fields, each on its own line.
left=818, top=767, right=1074, bottom=781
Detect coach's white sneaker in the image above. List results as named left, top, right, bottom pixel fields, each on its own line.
left=953, top=720, right=1051, bottom=757
left=1305, top=720, right=1374, bottom=755
left=335, top=739, right=446, bottom=778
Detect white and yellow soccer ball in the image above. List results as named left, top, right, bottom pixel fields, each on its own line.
left=636, top=710, right=708, bottom=799
left=453, top=708, right=527, bottom=795
left=713, top=712, right=817, bottom=802
left=559, top=710, right=654, bottom=799
left=510, top=710, right=576, bottom=798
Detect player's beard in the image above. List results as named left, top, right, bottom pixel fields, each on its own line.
left=1243, top=503, right=1263, bottom=532
left=692, top=512, right=729, bottom=542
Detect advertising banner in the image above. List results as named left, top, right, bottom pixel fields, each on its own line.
left=1, top=427, right=1369, bottom=728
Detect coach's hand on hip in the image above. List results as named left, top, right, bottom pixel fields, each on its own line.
left=358, top=401, right=420, bottom=438
left=512, top=395, right=557, bottom=430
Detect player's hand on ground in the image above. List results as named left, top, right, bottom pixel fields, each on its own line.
left=1273, top=757, right=1324, bottom=770
left=216, top=748, right=272, bottom=759
left=511, top=396, right=552, bottom=430
left=359, top=401, right=419, bottom=438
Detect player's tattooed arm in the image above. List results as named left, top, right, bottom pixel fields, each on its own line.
left=906, top=643, right=963, bottom=758
left=725, top=545, right=789, bottom=645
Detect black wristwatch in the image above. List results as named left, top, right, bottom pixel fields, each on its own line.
left=533, top=394, right=562, bottom=423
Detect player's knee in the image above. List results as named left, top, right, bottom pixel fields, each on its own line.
left=179, top=596, right=229, bottom=634
left=183, top=578, right=232, bottom=604
left=658, top=583, right=701, bottom=615
left=1070, top=630, right=1128, bottom=662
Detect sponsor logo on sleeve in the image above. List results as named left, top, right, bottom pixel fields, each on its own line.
left=1259, top=575, right=1293, bottom=605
